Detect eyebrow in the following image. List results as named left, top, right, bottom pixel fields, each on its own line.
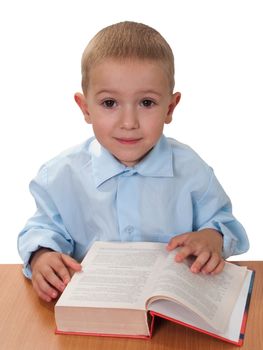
left=138, top=90, right=163, bottom=97
left=95, top=90, right=118, bottom=96
left=95, top=89, right=163, bottom=97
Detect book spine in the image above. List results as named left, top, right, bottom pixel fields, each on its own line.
left=238, top=270, right=256, bottom=344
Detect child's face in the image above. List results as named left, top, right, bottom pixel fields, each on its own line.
left=75, top=59, right=181, bottom=167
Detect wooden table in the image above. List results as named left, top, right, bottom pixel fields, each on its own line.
left=0, top=262, right=262, bottom=350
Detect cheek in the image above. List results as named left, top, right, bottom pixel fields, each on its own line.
left=142, top=117, right=165, bottom=135
left=91, top=118, right=114, bottom=139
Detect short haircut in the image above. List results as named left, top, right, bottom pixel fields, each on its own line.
left=81, top=21, right=175, bottom=94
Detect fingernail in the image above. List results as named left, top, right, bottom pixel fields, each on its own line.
left=63, top=277, right=70, bottom=284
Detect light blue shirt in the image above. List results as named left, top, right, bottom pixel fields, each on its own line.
left=18, top=135, right=249, bottom=278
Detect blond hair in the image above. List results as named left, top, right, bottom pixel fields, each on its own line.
left=81, top=21, right=175, bottom=94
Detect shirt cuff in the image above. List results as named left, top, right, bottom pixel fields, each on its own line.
left=18, top=231, right=74, bottom=279
left=198, top=222, right=238, bottom=259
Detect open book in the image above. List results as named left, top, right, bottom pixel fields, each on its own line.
left=55, top=242, right=254, bottom=346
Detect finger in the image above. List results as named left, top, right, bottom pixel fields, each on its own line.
left=190, top=251, right=210, bottom=273
left=42, top=264, right=68, bottom=292
left=50, top=260, right=72, bottom=285
left=56, top=254, right=81, bottom=284
left=33, top=282, right=52, bottom=302
left=68, top=267, right=79, bottom=278
left=167, top=234, right=188, bottom=251
left=175, top=245, right=195, bottom=262
left=61, top=254, right=82, bottom=272
left=32, top=273, right=51, bottom=302
left=211, top=259, right=225, bottom=275
left=201, top=253, right=223, bottom=274
left=33, top=271, right=59, bottom=301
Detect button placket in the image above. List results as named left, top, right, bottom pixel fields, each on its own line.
left=116, top=173, right=140, bottom=241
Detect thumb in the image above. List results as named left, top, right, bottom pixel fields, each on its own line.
left=61, top=253, right=82, bottom=272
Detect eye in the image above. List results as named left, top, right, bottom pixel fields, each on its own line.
left=102, top=99, right=117, bottom=108
left=140, top=99, right=156, bottom=108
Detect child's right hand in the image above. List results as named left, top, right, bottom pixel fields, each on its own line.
left=30, top=248, right=82, bottom=302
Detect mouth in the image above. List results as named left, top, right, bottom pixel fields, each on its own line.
left=114, top=137, right=142, bottom=145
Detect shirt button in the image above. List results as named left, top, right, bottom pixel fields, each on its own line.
left=125, top=225, right=134, bottom=234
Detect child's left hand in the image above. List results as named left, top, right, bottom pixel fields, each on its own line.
left=166, top=228, right=225, bottom=275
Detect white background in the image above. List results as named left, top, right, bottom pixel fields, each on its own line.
left=0, top=0, right=262, bottom=263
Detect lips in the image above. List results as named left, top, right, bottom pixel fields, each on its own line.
left=115, top=137, right=142, bottom=145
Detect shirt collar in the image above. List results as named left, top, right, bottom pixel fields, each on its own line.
left=134, top=135, right=174, bottom=177
left=90, top=140, right=126, bottom=187
left=90, top=135, right=174, bottom=188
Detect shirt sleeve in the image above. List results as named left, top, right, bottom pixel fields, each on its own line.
left=193, top=169, right=249, bottom=258
left=17, top=165, right=75, bottom=279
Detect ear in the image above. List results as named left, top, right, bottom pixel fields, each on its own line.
left=165, top=92, right=181, bottom=124
left=74, top=92, right=92, bottom=124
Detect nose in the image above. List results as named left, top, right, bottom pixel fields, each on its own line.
left=120, top=106, right=139, bottom=130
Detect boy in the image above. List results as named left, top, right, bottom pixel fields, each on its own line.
left=18, top=21, right=249, bottom=302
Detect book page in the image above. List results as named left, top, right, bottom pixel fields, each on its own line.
left=56, top=242, right=166, bottom=310
left=147, top=250, right=247, bottom=332
left=148, top=269, right=253, bottom=342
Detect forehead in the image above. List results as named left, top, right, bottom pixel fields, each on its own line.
left=88, top=58, right=170, bottom=93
